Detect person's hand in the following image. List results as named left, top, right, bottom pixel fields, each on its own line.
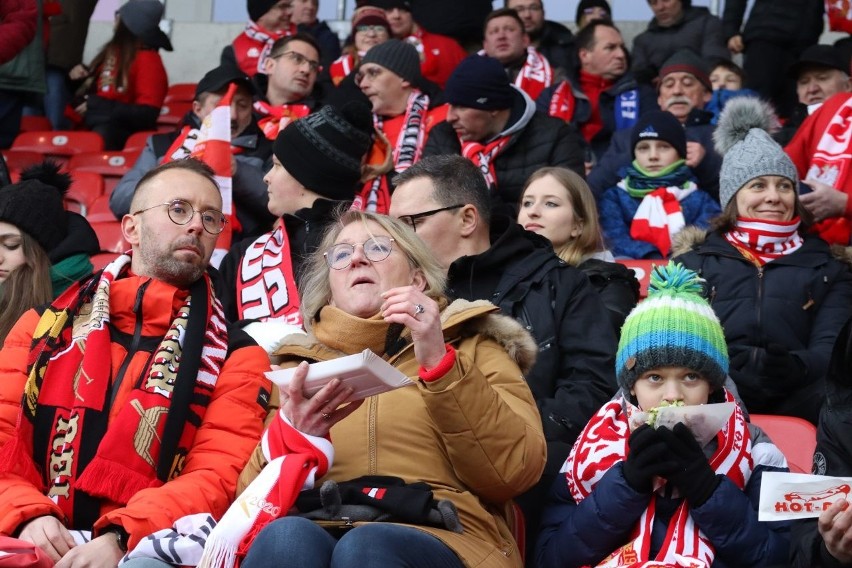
left=727, top=35, right=744, bottom=54
left=68, top=64, right=89, bottom=81
left=819, top=499, right=852, bottom=564
left=54, top=533, right=123, bottom=568
left=381, top=286, right=445, bottom=370
left=622, top=424, right=680, bottom=493
left=279, top=361, right=364, bottom=437
left=657, top=423, right=720, bottom=506
left=761, top=342, right=805, bottom=389
left=18, top=515, right=77, bottom=562
left=801, top=179, right=849, bottom=221
left=74, top=100, right=87, bottom=117
left=685, top=141, right=706, bottom=169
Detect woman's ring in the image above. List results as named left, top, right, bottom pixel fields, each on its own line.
left=321, top=412, right=332, bottom=420
left=413, top=303, right=425, bottom=316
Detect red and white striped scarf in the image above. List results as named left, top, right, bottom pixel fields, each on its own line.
left=629, top=184, right=697, bottom=257
left=243, top=21, right=296, bottom=75
left=548, top=80, right=576, bottom=122
left=460, top=136, right=510, bottom=190
left=198, top=411, right=333, bottom=568
left=360, top=91, right=430, bottom=212
left=329, top=54, right=356, bottom=86
left=477, top=47, right=552, bottom=101
left=254, top=100, right=311, bottom=140
left=724, top=217, right=803, bottom=267
left=564, top=391, right=752, bottom=568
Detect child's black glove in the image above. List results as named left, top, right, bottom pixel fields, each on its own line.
left=658, top=423, right=720, bottom=507
left=761, top=343, right=805, bottom=389
left=622, top=424, right=680, bottom=493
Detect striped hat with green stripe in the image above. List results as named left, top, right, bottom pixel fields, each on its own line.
left=616, top=261, right=728, bottom=391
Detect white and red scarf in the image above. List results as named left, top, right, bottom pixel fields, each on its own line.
left=461, top=136, right=510, bottom=190
left=329, top=54, right=356, bottom=86
left=805, top=95, right=852, bottom=244
left=564, top=391, right=752, bottom=568
left=628, top=184, right=697, bottom=257
left=724, top=217, right=804, bottom=267
left=548, top=80, right=576, bottom=122
left=95, top=47, right=125, bottom=96
left=235, top=224, right=302, bottom=325
left=241, top=21, right=296, bottom=75
left=360, top=91, right=430, bottom=212
left=477, top=46, right=552, bottom=101
left=253, top=100, right=311, bottom=140
left=828, top=0, right=852, bottom=33
left=197, top=411, right=333, bottom=568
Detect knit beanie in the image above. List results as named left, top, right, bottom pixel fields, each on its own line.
left=351, top=6, right=391, bottom=34
left=659, top=49, right=712, bottom=92
left=617, top=262, right=728, bottom=393
left=360, top=39, right=422, bottom=84
left=118, top=0, right=172, bottom=51
left=443, top=55, right=516, bottom=110
left=713, top=97, right=798, bottom=210
left=575, top=0, right=611, bottom=25
left=0, top=161, right=71, bottom=254
left=247, top=0, right=278, bottom=22
left=630, top=110, right=687, bottom=158
left=274, top=102, right=374, bottom=201
left=369, top=0, right=412, bottom=10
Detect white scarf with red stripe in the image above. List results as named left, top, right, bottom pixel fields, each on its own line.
left=477, top=46, right=552, bottom=101
left=563, top=391, right=752, bottom=568
left=461, top=136, right=510, bottom=190
left=628, top=183, right=697, bottom=257
left=197, top=411, right=333, bottom=568
left=724, top=217, right=803, bottom=266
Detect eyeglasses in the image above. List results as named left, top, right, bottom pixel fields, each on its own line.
left=275, top=50, right=321, bottom=73
left=354, top=65, right=384, bottom=84
left=511, top=3, right=543, bottom=13
left=355, top=24, right=388, bottom=35
left=397, top=204, right=464, bottom=232
left=131, top=199, right=227, bottom=235
left=324, top=236, right=395, bottom=270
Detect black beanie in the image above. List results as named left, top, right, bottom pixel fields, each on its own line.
left=274, top=102, right=374, bottom=201
left=360, top=39, right=422, bottom=85
left=247, top=0, right=278, bottom=22
left=630, top=110, right=687, bottom=158
left=0, top=161, right=71, bottom=254
left=575, top=0, right=611, bottom=26
left=443, top=55, right=517, bottom=110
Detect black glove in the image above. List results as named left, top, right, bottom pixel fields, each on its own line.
left=658, top=423, right=720, bottom=507
left=761, top=343, right=805, bottom=389
left=622, top=424, right=680, bottom=493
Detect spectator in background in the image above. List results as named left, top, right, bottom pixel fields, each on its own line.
left=328, top=6, right=390, bottom=86
left=599, top=110, right=720, bottom=260
left=589, top=49, right=723, bottom=201
left=425, top=54, right=585, bottom=216
left=0, top=0, right=40, bottom=148
left=223, top=0, right=296, bottom=77
left=111, top=65, right=274, bottom=241
left=539, top=20, right=657, bottom=161
left=291, top=0, right=340, bottom=69
left=70, top=0, right=171, bottom=150
left=371, top=0, right=465, bottom=89
left=0, top=162, right=99, bottom=346
left=631, top=0, right=729, bottom=84
left=723, top=0, right=824, bottom=120
left=481, top=8, right=554, bottom=101
left=506, top=0, right=575, bottom=77
left=705, top=58, right=758, bottom=125
left=401, top=0, right=492, bottom=52
left=517, top=166, right=639, bottom=334
left=674, top=98, right=852, bottom=424
left=575, top=0, right=611, bottom=31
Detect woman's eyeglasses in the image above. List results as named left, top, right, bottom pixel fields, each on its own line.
left=324, top=236, right=395, bottom=269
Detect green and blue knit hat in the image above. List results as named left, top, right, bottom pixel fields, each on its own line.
left=616, top=262, right=728, bottom=392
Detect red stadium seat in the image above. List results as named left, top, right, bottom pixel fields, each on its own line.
left=86, top=195, right=118, bottom=223
left=750, top=414, right=818, bottom=474
left=165, top=83, right=197, bottom=103
left=123, top=130, right=157, bottom=153
left=90, top=252, right=121, bottom=271
left=2, top=150, right=44, bottom=182
left=65, top=171, right=104, bottom=216
left=11, top=131, right=104, bottom=166
left=616, top=259, right=657, bottom=299
left=20, top=115, right=53, bottom=132
left=69, top=151, right=134, bottom=195
left=91, top=221, right=130, bottom=254
left=157, top=101, right=193, bottom=129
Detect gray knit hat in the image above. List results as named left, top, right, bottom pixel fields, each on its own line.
left=360, top=39, right=422, bottom=85
left=714, top=97, right=798, bottom=210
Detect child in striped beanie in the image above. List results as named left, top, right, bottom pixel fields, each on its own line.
left=536, top=262, right=790, bottom=568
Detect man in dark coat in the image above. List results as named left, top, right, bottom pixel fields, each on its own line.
left=506, top=0, right=575, bottom=77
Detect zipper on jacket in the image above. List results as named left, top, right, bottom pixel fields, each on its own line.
left=708, top=285, right=716, bottom=304
left=752, top=266, right=764, bottom=368
left=368, top=396, right=378, bottom=474
left=109, top=280, right=151, bottom=407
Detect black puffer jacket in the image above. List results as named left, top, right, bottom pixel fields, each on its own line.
left=446, top=216, right=618, bottom=463
left=722, top=0, right=824, bottom=46
left=423, top=106, right=585, bottom=216
left=577, top=257, right=639, bottom=336
left=536, top=20, right=575, bottom=76
left=673, top=228, right=852, bottom=420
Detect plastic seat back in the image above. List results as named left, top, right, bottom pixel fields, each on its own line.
left=91, top=221, right=130, bottom=254
left=2, top=150, right=45, bottom=182
left=65, top=171, right=104, bottom=216
left=750, top=414, right=817, bottom=474
left=86, top=195, right=118, bottom=223
left=11, top=131, right=104, bottom=166
left=69, top=151, right=134, bottom=195
left=616, top=259, right=656, bottom=299
left=165, top=83, right=198, bottom=103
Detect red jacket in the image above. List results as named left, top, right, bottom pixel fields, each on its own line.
left=0, top=0, right=37, bottom=65
left=95, top=49, right=168, bottom=108
left=0, top=275, right=271, bottom=550
left=412, top=29, right=466, bottom=89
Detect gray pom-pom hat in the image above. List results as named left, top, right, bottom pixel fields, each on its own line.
left=713, top=97, right=799, bottom=211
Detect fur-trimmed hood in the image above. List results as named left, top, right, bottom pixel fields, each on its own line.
left=274, top=298, right=538, bottom=375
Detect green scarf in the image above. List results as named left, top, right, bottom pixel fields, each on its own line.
left=50, top=253, right=93, bottom=297
left=623, top=159, right=692, bottom=198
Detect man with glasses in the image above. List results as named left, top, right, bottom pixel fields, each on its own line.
left=506, top=0, right=576, bottom=77
left=254, top=33, right=325, bottom=140
left=224, top=0, right=297, bottom=77
left=111, top=64, right=275, bottom=241
left=354, top=39, right=447, bottom=214
left=0, top=158, right=272, bottom=568
left=390, top=155, right=617, bottom=567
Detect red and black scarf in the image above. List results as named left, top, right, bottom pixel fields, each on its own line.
left=0, top=254, right=228, bottom=530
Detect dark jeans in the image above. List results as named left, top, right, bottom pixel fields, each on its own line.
left=241, top=517, right=465, bottom=568
left=0, top=90, right=24, bottom=148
